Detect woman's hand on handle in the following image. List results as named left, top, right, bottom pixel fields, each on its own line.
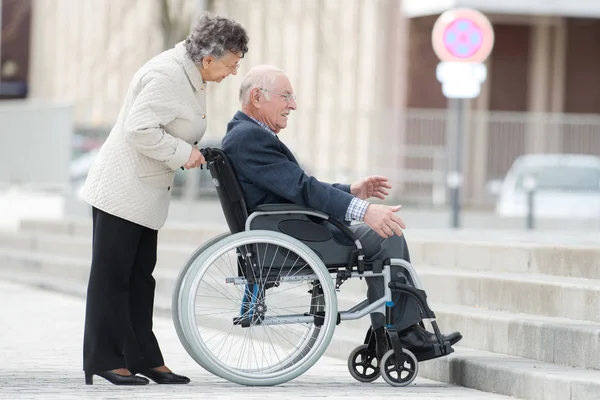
left=182, top=147, right=206, bottom=169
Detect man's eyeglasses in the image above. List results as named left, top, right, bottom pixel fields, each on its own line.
left=260, top=88, right=296, bottom=103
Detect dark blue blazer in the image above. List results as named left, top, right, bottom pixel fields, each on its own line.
left=221, top=111, right=355, bottom=221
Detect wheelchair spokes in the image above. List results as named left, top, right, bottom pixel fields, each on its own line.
left=177, top=231, right=337, bottom=384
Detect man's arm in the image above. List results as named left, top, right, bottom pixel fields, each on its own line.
left=329, top=183, right=370, bottom=221
left=228, top=127, right=356, bottom=221
left=332, top=183, right=351, bottom=193
left=226, top=125, right=406, bottom=238
left=345, top=197, right=370, bottom=221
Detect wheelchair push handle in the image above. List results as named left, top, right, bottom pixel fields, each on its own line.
left=180, top=147, right=218, bottom=170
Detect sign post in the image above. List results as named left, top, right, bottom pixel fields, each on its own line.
left=0, top=0, right=3, bottom=97
left=431, top=8, right=494, bottom=228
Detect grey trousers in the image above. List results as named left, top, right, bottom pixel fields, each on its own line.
left=349, top=223, right=422, bottom=332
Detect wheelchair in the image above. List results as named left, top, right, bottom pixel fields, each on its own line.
left=172, top=148, right=455, bottom=387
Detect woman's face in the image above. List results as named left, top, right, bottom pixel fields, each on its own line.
left=200, top=51, right=243, bottom=83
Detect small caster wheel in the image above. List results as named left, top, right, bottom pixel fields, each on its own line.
left=380, top=348, right=419, bottom=387
left=347, top=344, right=381, bottom=383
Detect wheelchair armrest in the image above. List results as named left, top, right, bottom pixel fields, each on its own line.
left=254, top=203, right=327, bottom=215
left=247, top=204, right=330, bottom=227
left=246, top=203, right=367, bottom=274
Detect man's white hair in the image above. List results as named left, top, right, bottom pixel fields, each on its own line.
left=239, top=65, right=286, bottom=104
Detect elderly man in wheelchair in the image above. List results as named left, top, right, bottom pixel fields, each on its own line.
left=171, top=65, right=461, bottom=387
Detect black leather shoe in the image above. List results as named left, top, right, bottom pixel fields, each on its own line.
left=442, top=331, right=462, bottom=346
left=84, top=370, right=149, bottom=385
left=398, top=324, right=462, bottom=353
left=416, top=324, right=462, bottom=346
left=138, top=368, right=190, bottom=384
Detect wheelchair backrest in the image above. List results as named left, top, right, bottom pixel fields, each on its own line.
left=202, top=148, right=356, bottom=269
left=203, top=148, right=249, bottom=234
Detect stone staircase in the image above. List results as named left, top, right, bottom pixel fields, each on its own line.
left=1, top=218, right=599, bottom=400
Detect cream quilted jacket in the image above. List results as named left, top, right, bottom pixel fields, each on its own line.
left=81, top=41, right=207, bottom=230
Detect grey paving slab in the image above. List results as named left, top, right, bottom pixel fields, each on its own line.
left=0, top=280, right=518, bottom=400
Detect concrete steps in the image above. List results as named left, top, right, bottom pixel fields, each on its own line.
left=420, top=347, right=600, bottom=400
left=3, top=243, right=597, bottom=369
left=418, top=267, right=600, bottom=322
left=3, top=244, right=599, bottom=361
left=409, top=235, right=600, bottom=280
left=2, top=218, right=600, bottom=400
left=0, top=232, right=198, bottom=271
left=430, top=303, right=600, bottom=371
left=9, top=230, right=600, bottom=322
left=15, top=218, right=600, bottom=278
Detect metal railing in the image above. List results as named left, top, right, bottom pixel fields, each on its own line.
left=390, top=109, right=600, bottom=209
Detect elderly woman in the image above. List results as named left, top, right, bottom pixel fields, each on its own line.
left=80, top=12, right=249, bottom=386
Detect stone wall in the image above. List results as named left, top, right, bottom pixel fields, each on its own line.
left=27, top=0, right=407, bottom=185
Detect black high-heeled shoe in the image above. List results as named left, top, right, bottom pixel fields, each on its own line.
left=137, top=368, right=190, bottom=384
left=84, top=370, right=149, bottom=385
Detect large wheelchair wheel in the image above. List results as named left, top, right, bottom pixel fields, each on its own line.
left=174, top=230, right=338, bottom=386
left=172, top=232, right=230, bottom=373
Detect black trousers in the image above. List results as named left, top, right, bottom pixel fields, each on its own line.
left=83, top=207, right=164, bottom=373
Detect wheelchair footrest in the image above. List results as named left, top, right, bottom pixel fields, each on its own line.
left=412, top=341, right=455, bottom=362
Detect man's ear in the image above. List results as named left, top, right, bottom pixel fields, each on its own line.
left=251, top=88, right=262, bottom=108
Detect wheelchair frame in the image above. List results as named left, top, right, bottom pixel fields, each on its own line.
left=172, top=147, right=454, bottom=387
left=242, top=186, right=447, bottom=351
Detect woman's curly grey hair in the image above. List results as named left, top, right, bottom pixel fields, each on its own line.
left=184, top=12, right=249, bottom=64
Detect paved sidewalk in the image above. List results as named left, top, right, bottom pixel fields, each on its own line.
left=0, top=280, right=517, bottom=399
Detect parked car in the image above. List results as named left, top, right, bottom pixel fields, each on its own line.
left=487, top=153, right=600, bottom=219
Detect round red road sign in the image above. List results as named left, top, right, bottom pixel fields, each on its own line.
left=432, top=8, right=494, bottom=63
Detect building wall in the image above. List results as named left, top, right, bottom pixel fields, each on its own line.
left=205, top=0, right=406, bottom=182
left=26, top=0, right=407, bottom=185
left=28, top=0, right=167, bottom=126
left=484, top=24, right=531, bottom=187
left=0, top=0, right=32, bottom=99
left=488, top=24, right=531, bottom=112
left=402, top=13, right=600, bottom=206
left=32, top=1, right=600, bottom=207
left=564, top=18, right=600, bottom=114
left=405, top=15, right=445, bottom=109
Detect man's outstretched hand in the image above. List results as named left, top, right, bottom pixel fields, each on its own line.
left=363, top=204, right=406, bottom=238
left=350, top=175, right=392, bottom=200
